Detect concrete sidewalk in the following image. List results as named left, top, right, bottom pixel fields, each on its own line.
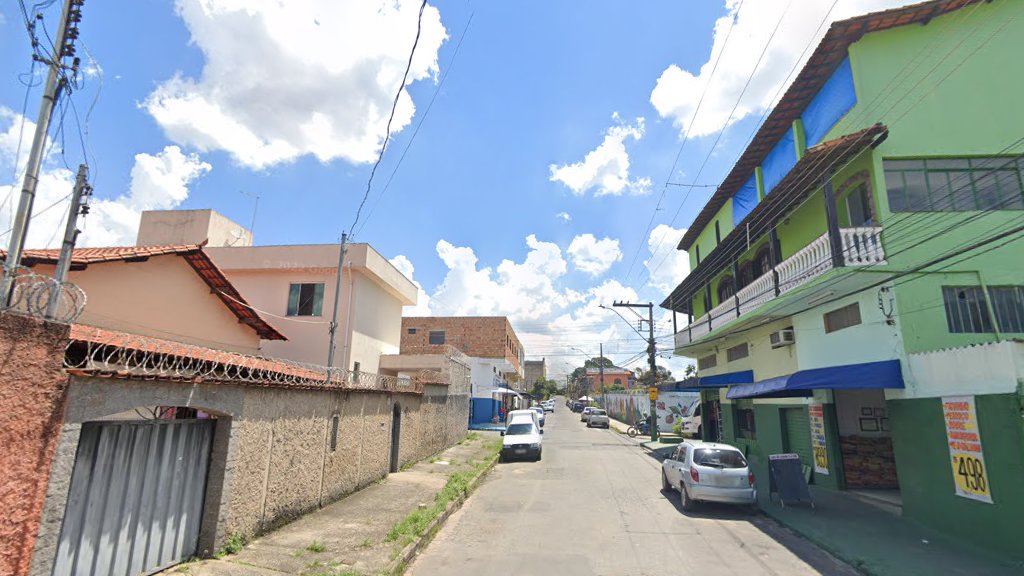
left=170, top=432, right=501, bottom=576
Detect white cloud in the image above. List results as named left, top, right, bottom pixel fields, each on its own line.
left=549, top=114, right=650, bottom=197
left=389, top=254, right=432, bottom=316
left=0, top=108, right=210, bottom=249
left=645, top=224, right=691, bottom=294
left=82, top=146, right=211, bottom=246
left=650, top=0, right=922, bottom=138
left=567, top=233, right=622, bottom=276
left=555, top=211, right=571, bottom=222
left=145, top=0, right=448, bottom=169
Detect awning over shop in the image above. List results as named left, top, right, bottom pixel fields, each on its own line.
left=726, top=360, right=903, bottom=399
left=492, top=387, right=521, bottom=397
left=698, top=370, right=754, bottom=388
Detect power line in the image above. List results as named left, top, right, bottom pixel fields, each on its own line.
left=348, top=0, right=428, bottom=239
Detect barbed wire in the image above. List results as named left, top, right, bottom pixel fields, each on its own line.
left=0, top=266, right=85, bottom=323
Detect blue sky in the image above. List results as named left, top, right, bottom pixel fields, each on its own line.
left=0, top=0, right=914, bottom=378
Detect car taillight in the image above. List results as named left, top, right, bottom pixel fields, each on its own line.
left=690, top=467, right=699, bottom=483
left=748, top=471, right=755, bottom=487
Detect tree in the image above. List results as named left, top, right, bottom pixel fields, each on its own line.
left=530, top=378, right=560, bottom=400
left=634, top=365, right=674, bottom=386
left=684, top=364, right=697, bottom=378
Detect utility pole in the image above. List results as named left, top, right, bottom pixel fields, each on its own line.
left=326, top=233, right=348, bottom=382
left=2, top=0, right=85, bottom=302
left=45, top=164, right=90, bottom=319
left=598, top=342, right=604, bottom=396
left=614, top=301, right=659, bottom=441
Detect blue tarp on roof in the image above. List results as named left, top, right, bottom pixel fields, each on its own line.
left=801, top=57, right=857, bottom=147
left=726, top=360, right=904, bottom=399
left=698, top=370, right=754, bottom=388
left=761, top=126, right=797, bottom=196
left=732, top=174, right=759, bottom=226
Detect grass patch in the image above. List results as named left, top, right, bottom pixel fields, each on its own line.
left=383, top=443, right=499, bottom=545
left=302, top=560, right=357, bottom=576
left=306, top=541, right=327, bottom=553
left=463, top=431, right=479, bottom=443
left=359, top=538, right=373, bottom=549
left=213, top=533, right=246, bottom=559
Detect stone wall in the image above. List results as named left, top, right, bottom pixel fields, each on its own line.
left=30, top=360, right=471, bottom=575
left=0, top=314, right=69, bottom=576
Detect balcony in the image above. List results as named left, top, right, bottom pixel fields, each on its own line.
left=676, top=227, right=885, bottom=348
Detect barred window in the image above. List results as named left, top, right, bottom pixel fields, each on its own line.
left=824, top=302, right=862, bottom=333
left=942, top=286, right=993, bottom=333
left=726, top=343, right=749, bottom=362
left=989, top=286, right=1024, bottom=333
left=698, top=354, right=718, bottom=370
left=884, top=157, right=1024, bottom=213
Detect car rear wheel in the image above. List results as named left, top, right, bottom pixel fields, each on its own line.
left=680, top=483, right=696, bottom=511
left=661, top=471, right=672, bottom=492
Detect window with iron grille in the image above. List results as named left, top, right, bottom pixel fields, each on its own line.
left=735, top=400, right=756, bottom=440
left=824, top=302, right=862, bottom=333
left=942, top=286, right=994, bottom=333
left=697, top=354, right=717, bottom=370
left=884, top=157, right=1024, bottom=213
left=287, top=283, right=324, bottom=316
left=429, top=330, right=446, bottom=345
left=407, top=328, right=417, bottom=334
left=726, top=343, right=749, bottom=362
left=989, top=286, right=1024, bottom=333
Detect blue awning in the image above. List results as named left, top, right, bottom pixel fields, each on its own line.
left=698, top=370, right=754, bottom=388
left=726, top=360, right=904, bottom=399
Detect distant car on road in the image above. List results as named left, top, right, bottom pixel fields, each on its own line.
left=571, top=402, right=584, bottom=413
left=542, top=401, right=554, bottom=413
left=580, top=406, right=595, bottom=423
left=500, top=420, right=543, bottom=462
left=679, top=399, right=702, bottom=438
left=531, top=405, right=546, bottom=427
left=661, top=441, right=756, bottom=512
left=587, top=408, right=609, bottom=428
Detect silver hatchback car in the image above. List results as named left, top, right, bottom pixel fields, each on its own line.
left=661, top=441, right=756, bottom=512
left=586, top=408, right=609, bottom=428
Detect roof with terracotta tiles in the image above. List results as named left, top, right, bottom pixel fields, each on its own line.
left=9, top=244, right=286, bottom=340
left=678, top=0, right=983, bottom=251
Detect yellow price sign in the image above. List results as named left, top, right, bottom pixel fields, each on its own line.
left=648, top=387, right=658, bottom=401
left=813, top=445, right=829, bottom=471
left=951, top=454, right=991, bottom=502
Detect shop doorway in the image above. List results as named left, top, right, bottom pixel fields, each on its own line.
left=389, top=403, right=402, bottom=473
left=782, top=408, right=814, bottom=469
left=703, top=396, right=722, bottom=442
left=834, top=389, right=901, bottom=505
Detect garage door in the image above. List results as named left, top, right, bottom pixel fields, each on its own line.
left=53, top=419, right=214, bottom=576
left=782, top=408, right=813, bottom=468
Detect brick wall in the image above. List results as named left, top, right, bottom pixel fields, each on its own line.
left=400, top=317, right=523, bottom=372
left=0, top=314, right=70, bottom=576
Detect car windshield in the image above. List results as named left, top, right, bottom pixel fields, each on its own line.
left=693, top=448, right=747, bottom=469
left=506, top=423, right=535, bottom=436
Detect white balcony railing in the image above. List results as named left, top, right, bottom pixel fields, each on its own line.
left=676, top=227, right=885, bottom=348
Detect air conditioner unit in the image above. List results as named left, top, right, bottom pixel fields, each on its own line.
left=769, top=329, right=795, bottom=349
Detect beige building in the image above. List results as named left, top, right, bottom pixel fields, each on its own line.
left=136, top=210, right=418, bottom=371
left=524, top=359, right=547, bottom=388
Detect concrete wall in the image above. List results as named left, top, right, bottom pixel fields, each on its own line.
left=31, top=371, right=470, bottom=575
left=0, top=314, right=70, bottom=576
left=137, top=209, right=253, bottom=248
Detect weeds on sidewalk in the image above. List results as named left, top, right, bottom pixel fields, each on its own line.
left=306, top=541, right=327, bottom=553
left=384, top=441, right=500, bottom=546
left=212, top=533, right=246, bottom=559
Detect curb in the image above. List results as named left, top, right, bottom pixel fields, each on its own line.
left=382, top=451, right=500, bottom=575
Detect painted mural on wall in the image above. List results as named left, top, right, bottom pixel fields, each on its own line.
left=602, top=390, right=700, bottom=433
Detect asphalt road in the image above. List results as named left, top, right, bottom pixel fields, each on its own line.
left=408, top=404, right=859, bottom=576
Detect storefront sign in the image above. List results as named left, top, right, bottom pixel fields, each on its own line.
left=942, top=395, right=992, bottom=504
left=648, top=387, right=658, bottom=401
left=808, top=402, right=829, bottom=475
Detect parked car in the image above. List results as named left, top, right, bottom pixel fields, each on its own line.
left=679, top=398, right=702, bottom=438
left=542, top=401, right=554, bottom=413
left=587, top=408, right=610, bottom=428
left=580, top=406, right=595, bottom=423
left=500, top=419, right=543, bottom=462
left=531, top=405, right=546, bottom=427
left=506, top=409, right=540, bottom=429
left=571, top=402, right=584, bottom=413
left=660, top=441, right=756, bottom=512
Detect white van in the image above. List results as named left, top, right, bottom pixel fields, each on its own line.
left=507, top=409, right=540, bottom=429
left=680, top=398, right=702, bottom=438
left=500, top=414, right=543, bottom=462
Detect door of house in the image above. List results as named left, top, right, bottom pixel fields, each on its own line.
left=782, top=408, right=814, bottom=469
left=53, top=419, right=215, bottom=576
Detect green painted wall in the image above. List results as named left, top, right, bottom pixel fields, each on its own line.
left=689, top=198, right=735, bottom=271
left=889, top=392, right=1024, bottom=559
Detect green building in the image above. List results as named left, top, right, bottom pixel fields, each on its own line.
left=661, top=0, right=1024, bottom=559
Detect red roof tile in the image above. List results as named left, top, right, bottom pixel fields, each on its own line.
left=9, top=244, right=286, bottom=340
left=678, top=0, right=983, bottom=251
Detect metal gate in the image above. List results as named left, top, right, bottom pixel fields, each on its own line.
left=782, top=408, right=813, bottom=468
left=53, top=419, right=215, bottom=576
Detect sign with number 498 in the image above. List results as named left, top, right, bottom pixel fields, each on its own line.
left=942, top=396, right=993, bottom=504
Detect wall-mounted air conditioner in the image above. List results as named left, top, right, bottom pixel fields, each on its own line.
left=769, top=328, right=795, bottom=349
